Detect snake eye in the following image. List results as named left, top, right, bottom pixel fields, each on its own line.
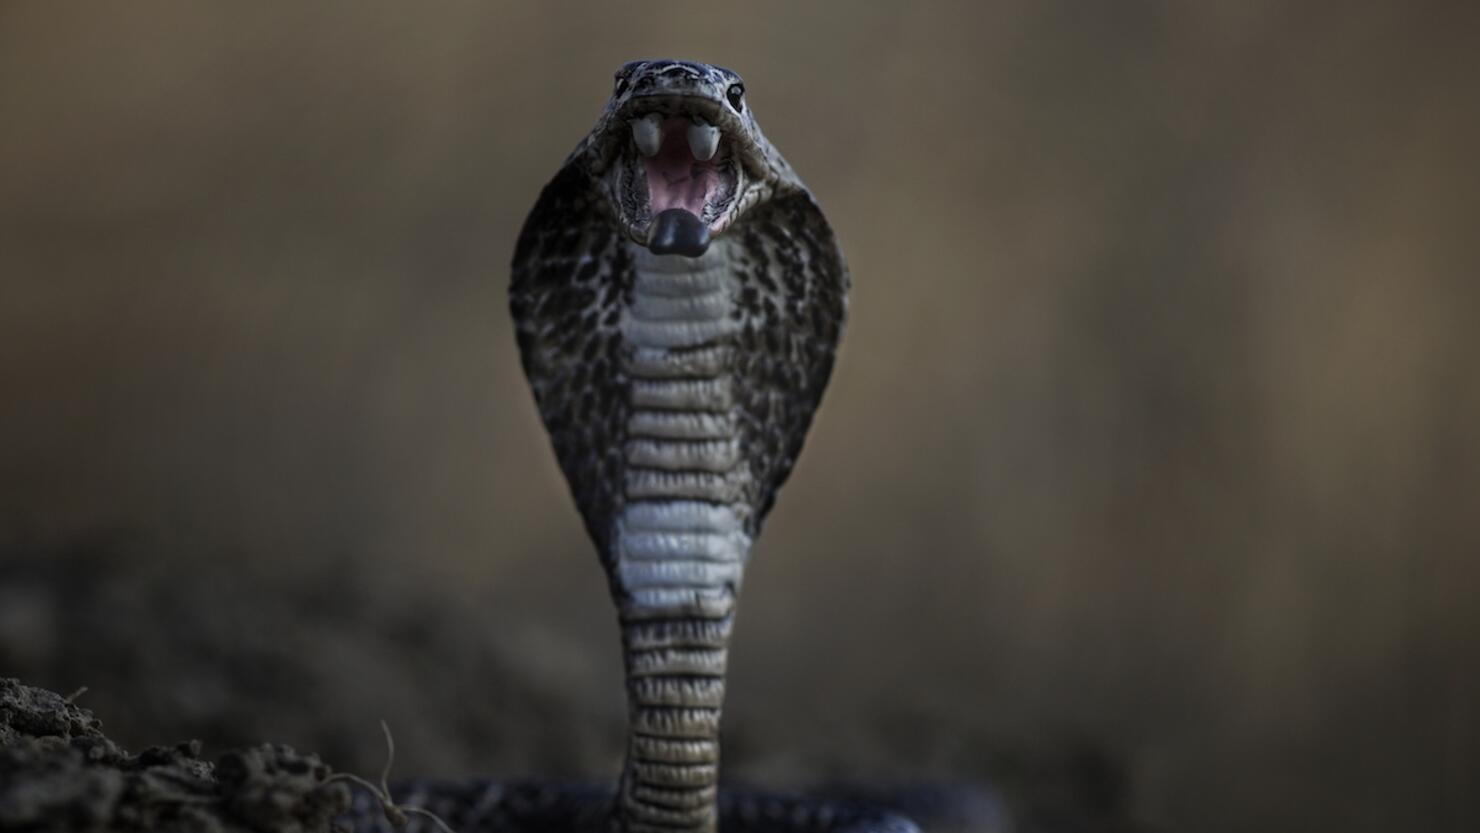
left=725, top=83, right=744, bottom=113
left=615, top=73, right=629, bottom=96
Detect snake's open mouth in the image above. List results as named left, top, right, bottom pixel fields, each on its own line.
left=615, top=104, right=741, bottom=257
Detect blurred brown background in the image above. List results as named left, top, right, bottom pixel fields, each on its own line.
left=2, top=2, right=1477, bottom=831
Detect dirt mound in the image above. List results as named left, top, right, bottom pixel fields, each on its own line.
left=0, top=678, right=348, bottom=833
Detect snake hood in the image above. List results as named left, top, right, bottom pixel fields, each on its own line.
left=570, top=59, right=802, bottom=257
left=512, top=59, right=848, bottom=553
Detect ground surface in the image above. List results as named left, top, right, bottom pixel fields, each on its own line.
left=0, top=539, right=1137, bottom=832
left=0, top=678, right=987, bottom=833
left=0, top=678, right=348, bottom=832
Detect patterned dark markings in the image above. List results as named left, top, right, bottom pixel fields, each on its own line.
left=510, top=164, right=631, bottom=555
left=731, top=189, right=848, bottom=530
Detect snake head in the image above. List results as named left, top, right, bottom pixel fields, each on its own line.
left=579, top=59, right=793, bottom=256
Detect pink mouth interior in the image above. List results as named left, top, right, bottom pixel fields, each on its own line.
left=642, top=117, right=722, bottom=219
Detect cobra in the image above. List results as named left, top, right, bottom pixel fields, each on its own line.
left=511, top=60, right=850, bottom=833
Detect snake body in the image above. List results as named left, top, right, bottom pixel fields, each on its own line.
left=508, top=60, right=850, bottom=833
left=344, top=779, right=926, bottom=833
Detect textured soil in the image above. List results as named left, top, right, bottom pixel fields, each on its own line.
left=0, top=678, right=986, bottom=833
left=0, top=678, right=348, bottom=832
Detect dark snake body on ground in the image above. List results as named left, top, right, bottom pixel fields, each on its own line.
left=342, top=778, right=1002, bottom=833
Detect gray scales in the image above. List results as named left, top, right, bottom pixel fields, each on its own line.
left=343, top=61, right=999, bottom=833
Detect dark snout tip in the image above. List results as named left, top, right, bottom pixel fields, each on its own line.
left=647, top=208, right=711, bottom=257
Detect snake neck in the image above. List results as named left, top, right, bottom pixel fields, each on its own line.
left=611, top=242, right=752, bottom=833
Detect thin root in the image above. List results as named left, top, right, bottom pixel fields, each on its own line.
left=323, top=720, right=457, bottom=833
